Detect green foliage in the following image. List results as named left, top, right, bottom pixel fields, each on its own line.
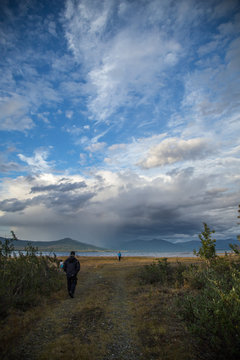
left=0, top=237, right=65, bottom=318
left=193, top=223, right=216, bottom=261
left=229, top=243, right=240, bottom=254
left=138, top=229, right=240, bottom=359
left=139, top=258, right=172, bottom=284
left=229, top=204, right=240, bottom=254
left=139, top=258, right=187, bottom=287
left=179, top=257, right=240, bottom=359
left=182, top=263, right=207, bottom=289
left=0, top=238, right=15, bottom=257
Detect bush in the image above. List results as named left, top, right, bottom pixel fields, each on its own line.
left=0, top=239, right=65, bottom=318
left=178, top=257, right=240, bottom=359
left=139, top=258, right=172, bottom=284
left=193, top=223, right=216, bottom=261
left=182, top=264, right=206, bottom=289
left=172, top=261, right=188, bottom=288
left=139, top=258, right=187, bottom=287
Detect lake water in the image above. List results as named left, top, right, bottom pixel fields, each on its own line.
left=35, top=250, right=196, bottom=258
left=12, top=250, right=229, bottom=258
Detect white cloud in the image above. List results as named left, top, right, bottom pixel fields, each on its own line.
left=48, top=20, right=57, bottom=37
left=86, top=142, right=106, bottom=152
left=0, top=166, right=238, bottom=243
left=66, top=110, right=73, bottom=119
left=100, top=134, right=168, bottom=172
left=18, top=149, right=54, bottom=173
left=0, top=95, right=35, bottom=131
left=63, top=125, right=83, bottom=135
left=0, top=117, right=34, bottom=131
left=108, top=143, right=126, bottom=151
left=63, top=0, right=182, bottom=122
left=37, top=113, right=50, bottom=124
left=79, top=153, right=87, bottom=165
left=139, top=137, right=213, bottom=169
left=0, top=0, right=239, bottom=244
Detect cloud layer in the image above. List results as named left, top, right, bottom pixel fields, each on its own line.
left=0, top=0, right=239, bottom=245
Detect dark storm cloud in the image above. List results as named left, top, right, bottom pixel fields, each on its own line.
left=42, top=192, right=95, bottom=213
left=96, top=168, right=238, bottom=245
left=0, top=198, right=31, bottom=212
left=0, top=167, right=238, bottom=244
left=0, top=189, right=95, bottom=214
left=30, top=181, right=87, bottom=193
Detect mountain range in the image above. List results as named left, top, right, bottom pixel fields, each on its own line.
left=0, top=237, right=105, bottom=252
left=120, top=238, right=239, bottom=252
left=0, top=236, right=239, bottom=253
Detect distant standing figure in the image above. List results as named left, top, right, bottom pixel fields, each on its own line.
left=59, top=259, right=64, bottom=269
left=118, top=251, right=122, bottom=261
left=63, top=251, right=80, bottom=298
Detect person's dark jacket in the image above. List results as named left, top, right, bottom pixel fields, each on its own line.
left=63, top=256, right=80, bottom=278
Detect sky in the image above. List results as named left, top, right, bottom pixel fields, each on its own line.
left=0, top=0, right=240, bottom=247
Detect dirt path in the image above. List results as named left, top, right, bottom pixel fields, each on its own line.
left=101, top=266, right=142, bottom=360
left=15, top=270, right=101, bottom=359
left=9, top=261, right=143, bottom=360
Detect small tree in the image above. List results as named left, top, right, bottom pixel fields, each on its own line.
left=194, top=223, right=216, bottom=261
left=229, top=204, right=240, bottom=254
left=0, top=231, right=18, bottom=258
left=0, top=238, right=15, bottom=257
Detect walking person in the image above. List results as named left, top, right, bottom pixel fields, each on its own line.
left=63, top=251, right=80, bottom=298
left=117, top=251, right=122, bottom=261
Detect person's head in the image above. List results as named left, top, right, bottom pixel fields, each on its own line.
left=70, top=251, right=75, bottom=256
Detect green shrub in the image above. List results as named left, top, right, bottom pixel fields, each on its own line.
left=0, top=239, right=65, bottom=318
left=193, top=223, right=216, bottom=261
left=139, top=258, right=187, bottom=287
left=182, top=264, right=205, bottom=289
left=139, top=258, right=172, bottom=284
left=172, top=261, right=188, bottom=288
left=179, top=258, right=240, bottom=359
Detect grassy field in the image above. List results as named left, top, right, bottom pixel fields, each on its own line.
left=1, top=256, right=202, bottom=360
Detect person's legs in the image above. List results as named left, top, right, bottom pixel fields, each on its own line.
left=70, top=276, right=77, bottom=296
left=67, top=276, right=72, bottom=294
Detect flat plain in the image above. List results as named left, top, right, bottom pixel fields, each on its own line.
left=1, top=256, right=199, bottom=360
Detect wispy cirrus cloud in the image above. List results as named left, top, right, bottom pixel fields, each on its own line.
left=18, top=149, right=54, bottom=173
left=63, top=0, right=183, bottom=122
left=86, top=142, right=106, bottom=152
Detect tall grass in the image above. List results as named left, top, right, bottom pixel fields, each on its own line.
left=0, top=237, right=65, bottom=318
left=139, top=255, right=240, bottom=359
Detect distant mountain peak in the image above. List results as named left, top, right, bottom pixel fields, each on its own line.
left=120, top=238, right=238, bottom=252
left=1, top=237, right=106, bottom=252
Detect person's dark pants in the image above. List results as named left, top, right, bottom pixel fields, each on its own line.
left=67, top=275, right=77, bottom=296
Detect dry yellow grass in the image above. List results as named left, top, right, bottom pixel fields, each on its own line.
left=1, top=256, right=198, bottom=360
